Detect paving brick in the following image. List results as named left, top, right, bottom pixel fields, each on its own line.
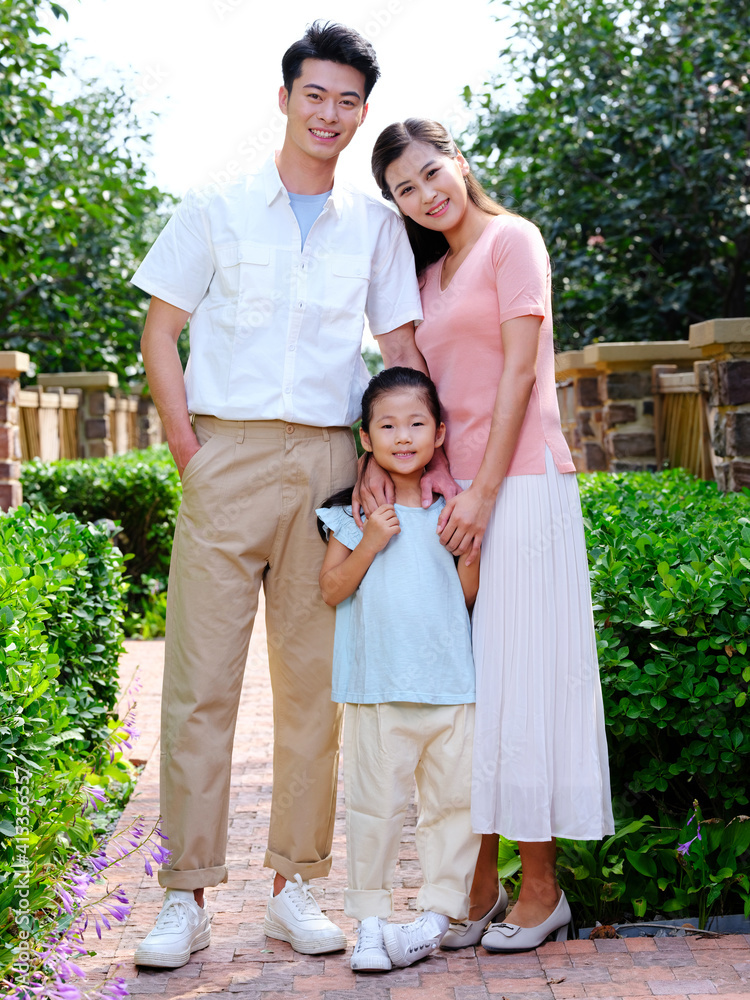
left=627, top=939, right=659, bottom=953
left=594, top=939, right=630, bottom=953
left=567, top=941, right=598, bottom=955
left=583, top=985, right=656, bottom=997
left=549, top=986, right=587, bottom=999
left=715, top=938, right=750, bottom=950
left=650, top=980, right=717, bottom=995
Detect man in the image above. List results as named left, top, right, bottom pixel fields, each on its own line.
left=131, top=22, right=426, bottom=968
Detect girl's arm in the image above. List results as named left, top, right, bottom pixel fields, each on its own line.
left=456, top=551, right=480, bottom=610
left=319, top=504, right=400, bottom=606
left=437, top=314, right=541, bottom=564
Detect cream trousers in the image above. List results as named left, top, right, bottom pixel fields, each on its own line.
left=343, top=702, right=481, bottom=921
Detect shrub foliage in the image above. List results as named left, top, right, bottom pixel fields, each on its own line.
left=0, top=504, right=129, bottom=962
left=21, top=445, right=180, bottom=635
left=579, top=470, right=750, bottom=819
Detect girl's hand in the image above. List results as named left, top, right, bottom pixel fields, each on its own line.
left=437, top=486, right=495, bottom=565
left=362, top=503, right=400, bottom=554
left=352, top=455, right=395, bottom=529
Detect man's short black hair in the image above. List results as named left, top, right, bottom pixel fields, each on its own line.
left=282, top=21, right=380, bottom=102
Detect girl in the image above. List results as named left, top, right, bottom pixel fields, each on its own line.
left=365, top=120, right=614, bottom=953
left=316, top=366, right=482, bottom=972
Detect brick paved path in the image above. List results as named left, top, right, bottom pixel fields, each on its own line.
left=81, top=604, right=750, bottom=999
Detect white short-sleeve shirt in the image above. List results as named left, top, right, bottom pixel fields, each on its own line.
left=131, top=156, right=423, bottom=426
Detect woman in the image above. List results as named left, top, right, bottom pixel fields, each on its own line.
left=368, top=119, right=614, bottom=952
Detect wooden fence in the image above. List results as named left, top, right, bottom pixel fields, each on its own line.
left=18, top=376, right=164, bottom=463
left=651, top=365, right=714, bottom=480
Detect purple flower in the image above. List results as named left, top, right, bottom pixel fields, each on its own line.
left=677, top=828, right=702, bottom=856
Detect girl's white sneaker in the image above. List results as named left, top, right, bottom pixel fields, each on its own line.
left=382, top=911, right=450, bottom=967
left=351, top=916, right=391, bottom=971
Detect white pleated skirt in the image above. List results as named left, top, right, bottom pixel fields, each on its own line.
left=459, top=448, right=615, bottom=842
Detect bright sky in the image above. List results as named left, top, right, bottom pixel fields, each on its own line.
left=45, top=0, right=513, bottom=198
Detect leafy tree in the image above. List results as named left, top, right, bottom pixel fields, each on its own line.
left=464, top=0, right=749, bottom=347
left=0, top=0, right=171, bottom=380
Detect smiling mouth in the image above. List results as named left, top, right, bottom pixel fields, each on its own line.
left=393, top=451, right=416, bottom=458
left=427, top=199, right=449, bottom=216
left=309, top=128, right=339, bottom=139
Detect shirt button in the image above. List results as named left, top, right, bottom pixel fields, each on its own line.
left=286, top=425, right=294, bottom=434
left=289, top=344, right=296, bottom=352
left=284, top=386, right=292, bottom=394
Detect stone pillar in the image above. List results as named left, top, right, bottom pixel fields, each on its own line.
left=0, top=351, right=30, bottom=510
left=555, top=350, right=606, bottom=472
left=38, top=372, right=119, bottom=458
left=137, top=395, right=164, bottom=449
left=582, top=342, right=703, bottom=472
left=690, top=318, right=750, bottom=491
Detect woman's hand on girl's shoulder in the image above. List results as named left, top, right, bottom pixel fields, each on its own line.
left=362, top=503, right=400, bottom=555
left=352, top=454, right=395, bottom=528
left=437, top=487, right=494, bottom=566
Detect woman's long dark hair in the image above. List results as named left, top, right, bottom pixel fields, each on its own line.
left=371, top=118, right=513, bottom=274
left=316, top=367, right=442, bottom=540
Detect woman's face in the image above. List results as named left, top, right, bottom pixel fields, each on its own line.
left=384, top=140, right=470, bottom=232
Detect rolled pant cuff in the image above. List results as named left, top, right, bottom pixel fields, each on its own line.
left=158, top=864, right=228, bottom=890
left=344, top=888, right=393, bottom=920
left=417, top=884, right=470, bottom=922
left=264, top=849, right=332, bottom=882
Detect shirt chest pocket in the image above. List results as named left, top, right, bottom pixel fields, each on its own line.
left=214, top=241, right=275, bottom=331
left=323, top=254, right=371, bottom=327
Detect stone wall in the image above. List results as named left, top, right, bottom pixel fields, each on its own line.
left=690, top=318, right=750, bottom=491
left=0, top=353, right=28, bottom=510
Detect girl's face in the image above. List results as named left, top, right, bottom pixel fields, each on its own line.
left=360, top=388, right=445, bottom=479
left=384, top=140, right=471, bottom=233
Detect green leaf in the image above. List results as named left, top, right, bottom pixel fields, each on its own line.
left=625, top=849, right=657, bottom=877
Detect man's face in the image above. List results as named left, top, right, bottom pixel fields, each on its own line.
left=279, top=59, right=369, bottom=162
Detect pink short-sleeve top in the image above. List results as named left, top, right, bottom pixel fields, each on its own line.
left=415, top=213, right=575, bottom=480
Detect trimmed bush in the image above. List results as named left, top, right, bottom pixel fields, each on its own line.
left=0, top=505, right=130, bottom=962
left=21, top=445, right=180, bottom=635
left=579, top=470, right=750, bottom=819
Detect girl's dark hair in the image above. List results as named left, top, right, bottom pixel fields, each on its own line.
left=282, top=21, right=380, bottom=101
left=317, top=367, right=442, bottom=540
left=371, top=118, right=513, bottom=273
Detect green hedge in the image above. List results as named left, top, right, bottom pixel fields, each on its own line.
left=579, top=470, right=750, bottom=820
left=21, top=445, right=180, bottom=636
left=0, top=504, right=130, bottom=958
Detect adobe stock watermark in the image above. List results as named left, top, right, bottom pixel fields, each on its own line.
left=12, top=766, right=32, bottom=978
left=134, top=64, right=170, bottom=103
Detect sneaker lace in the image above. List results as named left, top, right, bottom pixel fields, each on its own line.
left=399, top=914, right=434, bottom=951
left=287, top=874, right=322, bottom=915
left=155, top=896, right=189, bottom=931
left=356, top=919, right=383, bottom=951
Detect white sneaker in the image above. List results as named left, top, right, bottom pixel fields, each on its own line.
left=351, top=916, right=392, bottom=972
left=134, top=889, right=211, bottom=968
left=263, top=874, right=346, bottom=955
left=382, top=911, right=449, bottom=968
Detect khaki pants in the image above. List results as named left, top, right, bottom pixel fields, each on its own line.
left=343, top=702, right=481, bottom=921
left=158, top=416, right=357, bottom=890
